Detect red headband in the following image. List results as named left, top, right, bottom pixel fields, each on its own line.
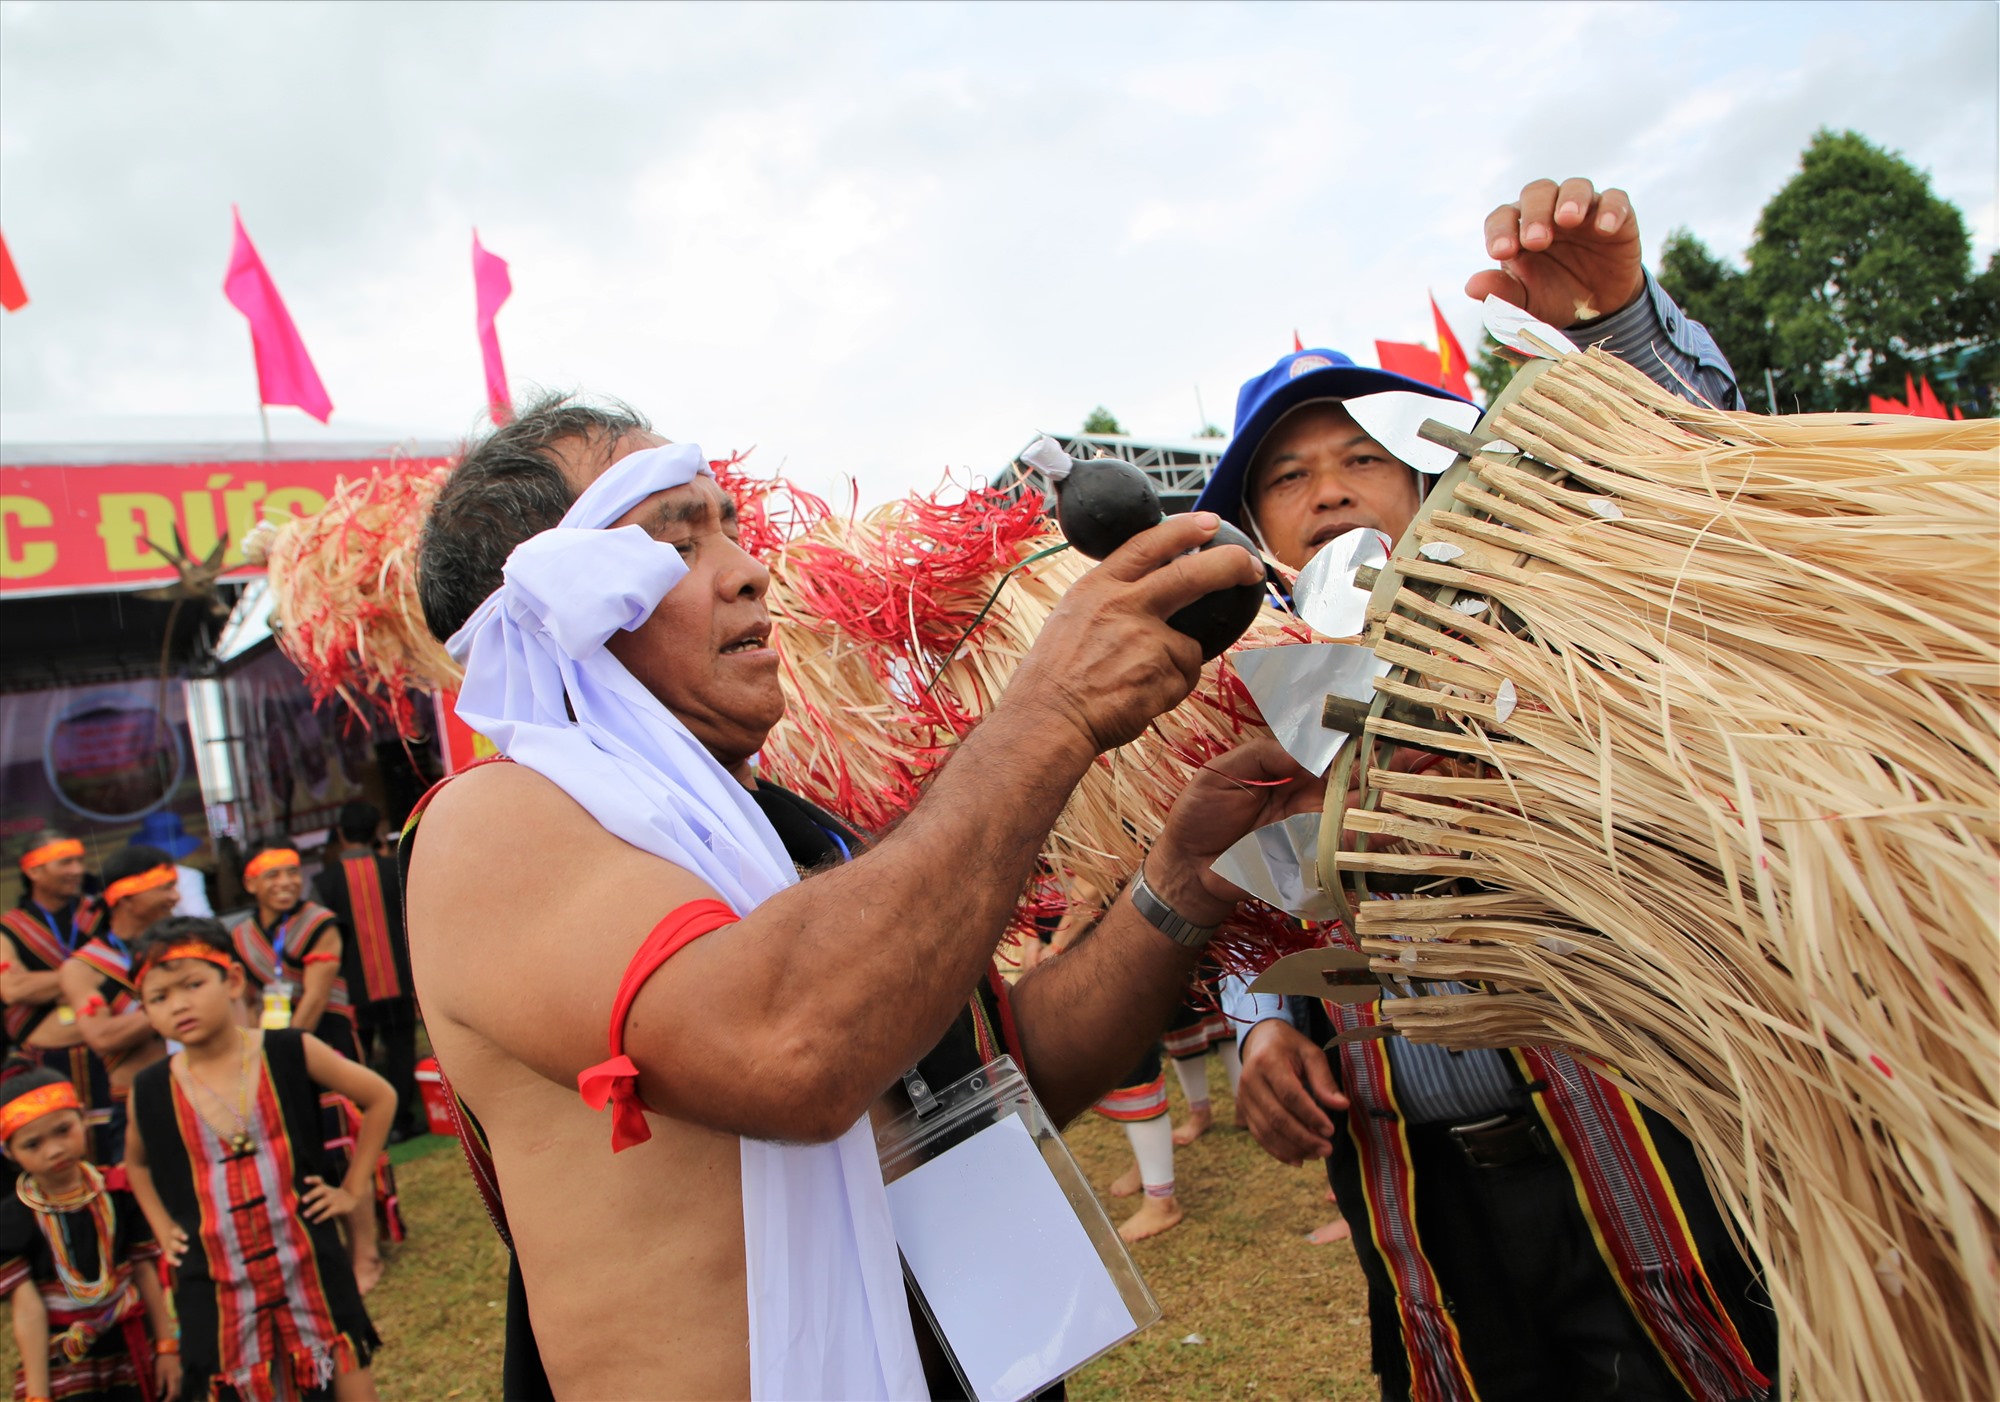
left=0, top=1082, right=82, bottom=1142
left=244, top=848, right=300, bottom=880
left=19, top=839, right=84, bottom=872
left=136, top=942, right=235, bottom=986
left=104, top=864, right=175, bottom=906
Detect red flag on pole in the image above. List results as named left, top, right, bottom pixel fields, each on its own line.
left=0, top=229, right=27, bottom=312
left=1430, top=293, right=1471, bottom=398
left=1292, top=330, right=1304, bottom=352
left=1915, top=375, right=1947, bottom=419
left=472, top=230, right=513, bottom=425
left=1374, top=340, right=1445, bottom=388
left=223, top=207, right=332, bottom=423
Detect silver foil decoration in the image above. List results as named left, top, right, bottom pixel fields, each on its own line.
left=1344, top=391, right=1483, bottom=477
left=1234, top=642, right=1389, bottom=776
left=1291, top=526, right=1389, bottom=639
left=1211, top=812, right=1346, bottom=923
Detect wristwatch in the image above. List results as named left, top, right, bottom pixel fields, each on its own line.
left=1129, top=863, right=1221, bottom=950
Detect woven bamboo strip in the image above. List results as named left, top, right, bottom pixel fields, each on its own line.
left=1336, top=348, right=1997, bottom=1399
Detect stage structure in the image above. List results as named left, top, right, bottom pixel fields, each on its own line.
left=997, top=432, right=1223, bottom=514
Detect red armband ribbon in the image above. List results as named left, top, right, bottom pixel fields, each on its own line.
left=78, top=995, right=107, bottom=1018
left=576, top=899, right=739, bottom=1153
left=301, top=952, right=339, bottom=966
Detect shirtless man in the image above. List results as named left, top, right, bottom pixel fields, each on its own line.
left=407, top=406, right=1318, bottom=1397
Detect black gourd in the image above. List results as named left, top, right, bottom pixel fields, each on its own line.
left=1037, top=442, right=1263, bottom=660
left=1164, top=520, right=1266, bottom=661
left=1053, top=456, right=1163, bottom=561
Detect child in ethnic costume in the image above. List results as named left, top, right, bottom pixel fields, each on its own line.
left=231, top=848, right=400, bottom=1292
left=0, top=1069, right=179, bottom=1402
left=122, top=920, right=392, bottom=1401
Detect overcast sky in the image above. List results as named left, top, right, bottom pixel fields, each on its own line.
left=1, top=0, right=1994, bottom=501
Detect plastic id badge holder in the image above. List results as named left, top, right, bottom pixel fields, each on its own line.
left=877, top=1055, right=1160, bottom=1402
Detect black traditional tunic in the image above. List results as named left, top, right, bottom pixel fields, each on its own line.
left=129, top=1031, right=378, bottom=1401
left=0, top=1170, right=159, bottom=1402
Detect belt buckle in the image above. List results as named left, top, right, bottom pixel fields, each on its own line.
left=1447, top=1110, right=1547, bottom=1168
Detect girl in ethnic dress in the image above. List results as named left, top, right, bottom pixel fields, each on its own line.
left=122, top=920, right=392, bottom=1401
left=0, top=1068, right=179, bottom=1402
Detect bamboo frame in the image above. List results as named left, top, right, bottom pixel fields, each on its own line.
left=1323, top=348, right=1998, bottom=1400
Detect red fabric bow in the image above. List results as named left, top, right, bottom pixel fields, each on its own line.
left=577, top=1055, right=653, bottom=1152
left=572, top=899, right=740, bottom=1155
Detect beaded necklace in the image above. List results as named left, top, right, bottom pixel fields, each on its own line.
left=179, top=1027, right=258, bottom=1154
left=16, top=1162, right=118, bottom=1306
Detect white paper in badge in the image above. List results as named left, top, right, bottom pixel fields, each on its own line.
left=886, top=1113, right=1135, bottom=1401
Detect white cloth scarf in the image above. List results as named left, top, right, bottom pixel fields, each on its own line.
left=447, top=443, right=925, bottom=1400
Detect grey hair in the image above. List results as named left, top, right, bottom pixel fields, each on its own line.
left=417, top=391, right=652, bottom=643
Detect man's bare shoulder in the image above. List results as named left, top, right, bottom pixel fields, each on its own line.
left=407, top=761, right=721, bottom=1062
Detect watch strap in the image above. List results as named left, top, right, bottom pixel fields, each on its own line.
left=1129, top=864, right=1220, bottom=950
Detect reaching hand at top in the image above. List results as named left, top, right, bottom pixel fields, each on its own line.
left=1464, top=177, right=1647, bottom=329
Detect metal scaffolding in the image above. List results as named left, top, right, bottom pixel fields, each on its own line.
left=993, top=432, right=1226, bottom=515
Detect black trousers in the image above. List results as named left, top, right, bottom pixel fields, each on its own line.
left=1328, top=1115, right=1775, bottom=1402
left=357, top=997, right=424, bottom=1136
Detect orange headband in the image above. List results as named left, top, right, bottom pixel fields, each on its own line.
left=0, top=1082, right=82, bottom=1142
left=104, top=864, right=175, bottom=906
left=244, top=849, right=300, bottom=881
left=137, top=942, right=235, bottom=985
left=19, top=839, right=84, bottom=872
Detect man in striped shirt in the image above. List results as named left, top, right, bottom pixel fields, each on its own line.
left=1205, top=177, right=1775, bottom=1402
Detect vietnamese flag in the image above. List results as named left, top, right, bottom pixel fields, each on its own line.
left=472, top=230, right=513, bottom=425
left=1374, top=340, right=1445, bottom=388
left=223, top=207, right=333, bottom=423
left=1431, top=293, right=1471, bottom=398
left=0, top=229, right=26, bottom=312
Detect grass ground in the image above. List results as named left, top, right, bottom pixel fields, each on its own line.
left=5, top=1069, right=1377, bottom=1399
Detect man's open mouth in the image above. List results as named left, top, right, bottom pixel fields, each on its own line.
left=720, top=634, right=770, bottom=655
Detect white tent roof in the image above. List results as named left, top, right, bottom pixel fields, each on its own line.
left=0, top=412, right=460, bottom=466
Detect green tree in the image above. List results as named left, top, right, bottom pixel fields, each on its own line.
left=1194, top=422, right=1225, bottom=439
left=1082, top=406, right=1125, bottom=435
left=1660, top=129, right=1994, bottom=414
left=1470, top=331, right=1521, bottom=405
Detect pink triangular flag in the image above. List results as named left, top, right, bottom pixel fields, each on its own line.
left=473, top=230, right=513, bottom=425
left=223, top=208, right=332, bottom=423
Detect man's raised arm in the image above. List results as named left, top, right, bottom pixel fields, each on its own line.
left=411, top=513, right=1261, bottom=1143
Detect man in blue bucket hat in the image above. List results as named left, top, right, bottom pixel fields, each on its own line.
left=128, top=811, right=213, bottom=918
left=1195, top=176, right=1742, bottom=565
left=1214, top=177, right=1776, bottom=1402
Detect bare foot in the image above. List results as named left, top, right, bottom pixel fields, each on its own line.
left=1109, top=1164, right=1142, bottom=1198
left=1172, top=1103, right=1214, bottom=1147
left=1118, top=1195, right=1184, bottom=1242
left=352, top=1250, right=385, bottom=1295
left=1307, top=1219, right=1352, bottom=1245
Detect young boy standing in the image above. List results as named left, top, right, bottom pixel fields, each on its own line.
left=123, top=919, right=392, bottom=1401
left=0, top=1068, right=179, bottom=1402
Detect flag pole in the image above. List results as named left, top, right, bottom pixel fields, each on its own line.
left=257, top=401, right=271, bottom=454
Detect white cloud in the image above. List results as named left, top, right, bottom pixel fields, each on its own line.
left=1, top=0, right=1993, bottom=505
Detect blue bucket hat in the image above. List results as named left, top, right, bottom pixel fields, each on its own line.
left=1193, top=348, right=1474, bottom=531
left=130, top=810, right=201, bottom=859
